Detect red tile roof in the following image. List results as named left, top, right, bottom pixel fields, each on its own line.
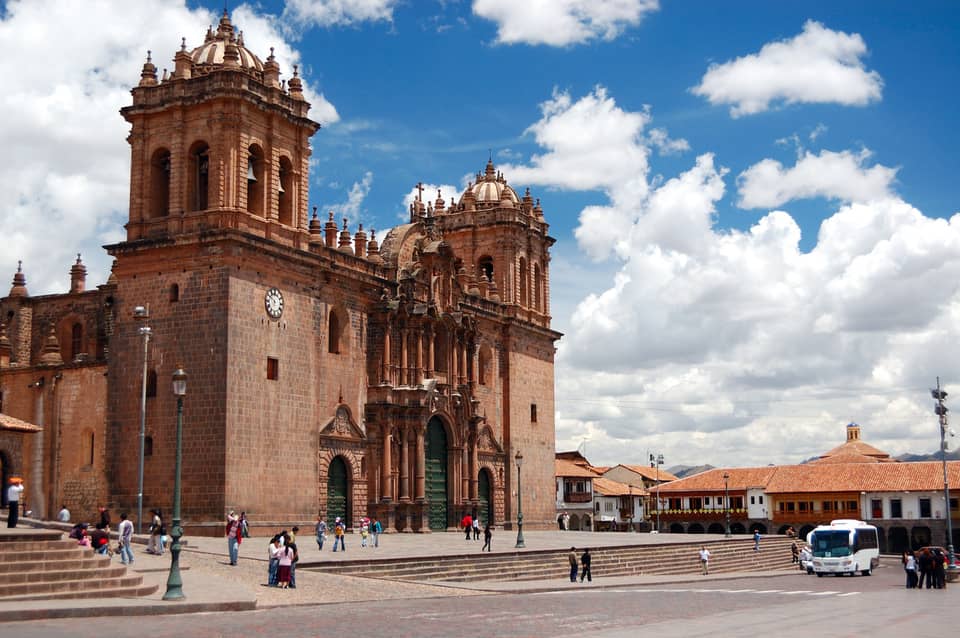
left=618, top=464, right=680, bottom=482
left=654, top=461, right=960, bottom=494
left=555, top=458, right=600, bottom=478
left=593, top=477, right=648, bottom=497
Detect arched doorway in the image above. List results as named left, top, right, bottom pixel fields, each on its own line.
left=731, top=523, right=746, bottom=534
left=911, top=526, right=931, bottom=550
left=425, top=417, right=448, bottom=530
left=707, top=523, right=724, bottom=534
left=688, top=523, right=705, bottom=534
left=669, top=523, right=684, bottom=534
left=888, top=526, right=909, bottom=554
left=478, top=468, right=493, bottom=526
left=327, top=456, right=350, bottom=527
left=750, top=523, right=767, bottom=534
left=568, top=513, right=581, bottom=530
left=799, top=525, right=816, bottom=541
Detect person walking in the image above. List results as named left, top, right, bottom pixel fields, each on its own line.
left=462, top=513, right=472, bottom=540
left=240, top=511, right=249, bottom=538
left=791, top=540, right=799, bottom=564
left=286, top=532, right=299, bottom=588
left=753, top=529, right=761, bottom=551
left=6, top=478, right=24, bottom=528
left=315, top=515, right=327, bottom=550
left=473, top=516, right=480, bottom=540
left=332, top=517, right=346, bottom=552
left=360, top=521, right=369, bottom=548
left=276, top=539, right=294, bottom=589
left=371, top=517, right=382, bottom=548
left=579, top=548, right=593, bottom=582
left=568, top=547, right=578, bottom=582
left=226, top=510, right=242, bottom=566
left=117, top=512, right=135, bottom=565
left=699, top=545, right=711, bottom=575
left=482, top=524, right=492, bottom=552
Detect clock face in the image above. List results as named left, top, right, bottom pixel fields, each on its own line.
left=265, top=287, right=284, bottom=319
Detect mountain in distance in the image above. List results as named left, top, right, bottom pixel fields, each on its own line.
left=896, top=449, right=960, bottom=462
left=668, top=464, right=714, bottom=479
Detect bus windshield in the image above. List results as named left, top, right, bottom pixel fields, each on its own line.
left=811, top=530, right=851, bottom=557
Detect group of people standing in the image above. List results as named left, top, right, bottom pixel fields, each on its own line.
left=903, top=548, right=949, bottom=589
left=567, top=547, right=592, bottom=582
left=313, top=515, right=363, bottom=552
left=460, top=513, right=493, bottom=551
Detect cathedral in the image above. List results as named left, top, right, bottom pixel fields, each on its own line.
left=0, top=13, right=560, bottom=535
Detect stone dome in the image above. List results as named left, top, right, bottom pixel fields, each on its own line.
left=190, top=11, right=263, bottom=72
left=466, top=159, right=520, bottom=204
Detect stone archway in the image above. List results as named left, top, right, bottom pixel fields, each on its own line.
left=478, top=468, right=493, bottom=526
left=730, top=522, right=746, bottom=534
left=888, top=526, right=909, bottom=554
left=568, top=513, right=581, bottom=530
left=777, top=524, right=792, bottom=535
left=911, top=526, right=931, bottom=550
left=707, top=523, right=724, bottom=534
left=425, top=416, right=449, bottom=530
left=799, top=525, right=816, bottom=541
left=327, top=456, right=350, bottom=528
left=750, top=523, right=767, bottom=534
left=670, top=523, right=684, bottom=534
left=688, top=523, right=705, bottom=534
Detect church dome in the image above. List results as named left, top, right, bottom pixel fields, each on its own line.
left=466, top=159, right=520, bottom=205
left=190, top=11, right=263, bottom=72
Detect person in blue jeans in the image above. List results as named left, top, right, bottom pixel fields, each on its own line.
left=568, top=547, right=578, bottom=582
left=117, top=513, right=135, bottom=565
left=371, top=517, right=382, bottom=548
left=226, top=510, right=242, bottom=566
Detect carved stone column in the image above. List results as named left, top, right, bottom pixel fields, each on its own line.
left=399, top=426, right=410, bottom=502
left=381, top=430, right=393, bottom=502
left=469, top=432, right=479, bottom=501
left=383, top=322, right=391, bottom=385
left=415, top=425, right=425, bottom=501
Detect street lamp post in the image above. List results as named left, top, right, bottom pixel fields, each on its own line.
left=723, top=472, right=731, bottom=538
left=650, top=453, right=663, bottom=532
left=163, top=366, right=187, bottom=601
left=933, top=378, right=955, bottom=569
left=133, top=305, right=151, bottom=535
left=514, top=451, right=525, bottom=548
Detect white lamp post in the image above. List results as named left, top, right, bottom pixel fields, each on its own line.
left=133, top=305, right=151, bottom=535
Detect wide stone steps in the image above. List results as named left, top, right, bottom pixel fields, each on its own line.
left=310, top=537, right=797, bottom=583
left=0, top=530, right=158, bottom=602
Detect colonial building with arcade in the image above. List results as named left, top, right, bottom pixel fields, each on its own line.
left=0, top=13, right=561, bottom=534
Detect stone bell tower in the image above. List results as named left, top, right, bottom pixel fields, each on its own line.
left=121, top=10, right=320, bottom=248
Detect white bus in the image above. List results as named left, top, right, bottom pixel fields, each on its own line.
left=807, top=519, right=880, bottom=577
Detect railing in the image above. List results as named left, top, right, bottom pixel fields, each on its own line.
left=563, top=492, right=592, bottom=503
left=651, top=508, right=746, bottom=520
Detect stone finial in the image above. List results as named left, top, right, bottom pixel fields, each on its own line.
left=70, top=253, right=87, bottom=294
left=39, top=326, right=63, bottom=366
left=288, top=64, right=304, bottom=101
left=434, top=189, right=445, bottom=213
left=138, top=50, right=158, bottom=87
left=338, top=217, right=353, bottom=253
left=354, top=223, right=367, bottom=258
left=309, top=206, right=322, bottom=238
left=367, top=228, right=382, bottom=264
left=324, top=210, right=338, bottom=248
left=174, top=41, right=193, bottom=80
left=487, top=275, right=500, bottom=303
left=264, top=46, right=281, bottom=88
left=9, top=260, right=28, bottom=297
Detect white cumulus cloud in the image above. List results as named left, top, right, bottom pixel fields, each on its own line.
left=692, top=20, right=883, bottom=117
left=472, top=0, right=659, bottom=47
left=737, top=149, right=898, bottom=209
left=284, top=0, right=398, bottom=27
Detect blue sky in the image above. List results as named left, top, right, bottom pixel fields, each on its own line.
left=2, top=0, right=959, bottom=467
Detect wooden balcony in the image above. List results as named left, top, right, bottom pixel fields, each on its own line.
left=563, top=492, right=591, bottom=503
left=653, top=509, right=746, bottom=521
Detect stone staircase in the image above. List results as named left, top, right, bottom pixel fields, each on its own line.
left=0, top=529, right=158, bottom=601
left=309, top=536, right=797, bottom=583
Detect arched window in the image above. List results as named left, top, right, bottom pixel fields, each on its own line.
left=478, top=256, right=494, bottom=283
left=169, top=283, right=180, bottom=302
left=149, top=148, right=171, bottom=219
left=533, top=264, right=542, bottom=311
left=278, top=156, right=294, bottom=226
left=518, top=257, right=528, bottom=306
left=328, top=309, right=340, bottom=354
left=146, top=369, right=157, bottom=398
left=246, top=144, right=265, bottom=217
left=70, top=323, right=83, bottom=361
left=188, top=142, right=210, bottom=212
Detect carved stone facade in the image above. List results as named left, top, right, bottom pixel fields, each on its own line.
left=0, top=13, right=560, bottom=533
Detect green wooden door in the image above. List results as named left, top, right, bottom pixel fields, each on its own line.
left=425, top=418, right=448, bottom=530
left=478, top=469, right=492, bottom=526
left=327, top=456, right=349, bottom=526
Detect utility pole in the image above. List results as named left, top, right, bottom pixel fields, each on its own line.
left=933, top=378, right=955, bottom=569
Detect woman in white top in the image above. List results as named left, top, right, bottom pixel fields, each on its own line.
left=698, top=546, right=711, bottom=575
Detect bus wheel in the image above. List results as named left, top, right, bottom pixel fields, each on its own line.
left=816, top=573, right=823, bottom=577
left=862, top=568, right=871, bottom=576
